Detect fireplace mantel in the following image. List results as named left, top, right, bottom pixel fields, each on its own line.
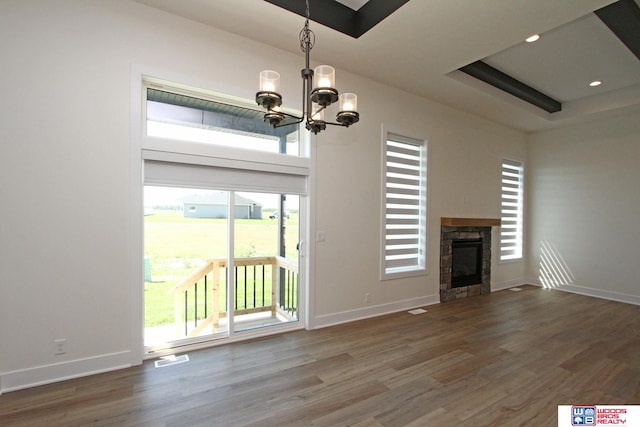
left=441, top=217, right=501, bottom=227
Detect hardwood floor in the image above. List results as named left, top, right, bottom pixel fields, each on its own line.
left=1, top=285, right=639, bottom=426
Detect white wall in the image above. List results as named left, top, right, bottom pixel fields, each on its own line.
left=0, top=0, right=527, bottom=391
left=312, top=78, right=528, bottom=325
left=526, top=111, right=640, bottom=304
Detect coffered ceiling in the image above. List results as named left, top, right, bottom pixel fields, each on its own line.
left=132, top=0, right=640, bottom=132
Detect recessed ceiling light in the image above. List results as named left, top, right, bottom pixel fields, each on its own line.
left=589, top=80, right=602, bottom=87
left=525, top=34, right=540, bottom=43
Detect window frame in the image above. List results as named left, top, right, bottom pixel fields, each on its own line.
left=380, top=127, right=429, bottom=280
left=499, top=158, right=525, bottom=262
left=141, top=77, right=311, bottom=171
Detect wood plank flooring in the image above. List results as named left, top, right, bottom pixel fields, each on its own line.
left=1, top=285, right=639, bottom=426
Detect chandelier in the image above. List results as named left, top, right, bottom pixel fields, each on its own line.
left=256, top=0, right=359, bottom=134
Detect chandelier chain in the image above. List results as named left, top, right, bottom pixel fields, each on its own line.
left=299, top=0, right=315, bottom=53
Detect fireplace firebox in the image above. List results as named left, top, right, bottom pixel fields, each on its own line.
left=452, top=239, right=483, bottom=288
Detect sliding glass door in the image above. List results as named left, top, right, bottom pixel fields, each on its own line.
left=143, top=185, right=301, bottom=353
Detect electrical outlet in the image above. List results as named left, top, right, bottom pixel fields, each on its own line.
left=54, top=339, right=66, bottom=355
left=365, top=293, right=372, bottom=303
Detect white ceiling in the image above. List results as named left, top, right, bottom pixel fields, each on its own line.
left=484, top=13, right=640, bottom=103
left=132, top=0, right=640, bottom=132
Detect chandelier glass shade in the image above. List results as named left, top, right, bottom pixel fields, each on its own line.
left=256, top=1, right=359, bottom=134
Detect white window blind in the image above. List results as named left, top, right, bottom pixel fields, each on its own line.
left=500, top=158, right=524, bottom=260
left=144, top=159, right=307, bottom=195
left=382, top=133, right=427, bottom=279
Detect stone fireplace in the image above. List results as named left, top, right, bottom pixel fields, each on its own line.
left=440, top=217, right=500, bottom=302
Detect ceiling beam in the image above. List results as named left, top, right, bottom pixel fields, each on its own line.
left=595, top=0, right=640, bottom=61
left=459, top=61, right=562, bottom=113
left=354, top=0, right=411, bottom=37
left=263, top=0, right=409, bottom=38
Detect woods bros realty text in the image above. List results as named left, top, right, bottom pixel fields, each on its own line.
left=595, top=408, right=627, bottom=424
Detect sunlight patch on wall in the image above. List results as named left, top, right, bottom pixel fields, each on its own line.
left=538, top=241, right=575, bottom=288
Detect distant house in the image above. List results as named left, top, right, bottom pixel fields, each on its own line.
left=182, top=192, right=263, bottom=219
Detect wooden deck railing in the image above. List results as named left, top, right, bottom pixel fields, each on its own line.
left=166, top=256, right=298, bottom=338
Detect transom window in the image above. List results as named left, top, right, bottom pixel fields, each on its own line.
left=146, top=87, right=301, bottom=156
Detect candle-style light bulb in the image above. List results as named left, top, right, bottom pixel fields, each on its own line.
left=318, top=77, right=331, bottom=88
left=262, top=81, right=275, bottom=92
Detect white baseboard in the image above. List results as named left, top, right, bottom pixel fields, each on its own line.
left=312, top=294, right=440, bottom=329
left=0, top=351, right=132, bottom=394
left=525, top=278, right=640, bottom=305
left=532, top=281, right=640, bottom=306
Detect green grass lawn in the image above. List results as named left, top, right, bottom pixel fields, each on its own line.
left=144, top=210, right=299, bottom=327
